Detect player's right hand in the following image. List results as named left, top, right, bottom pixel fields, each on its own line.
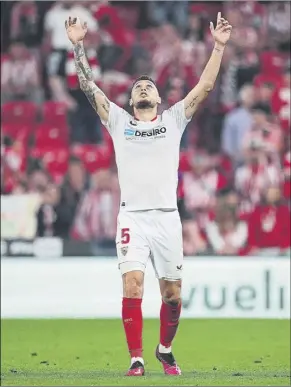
left=65, top=16, right=87, bottom=44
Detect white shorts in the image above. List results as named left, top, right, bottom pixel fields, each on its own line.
left=116, top=210, right=183, bottom=280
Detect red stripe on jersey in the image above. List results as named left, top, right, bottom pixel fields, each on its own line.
left=134, top=115, right=158, bottom=122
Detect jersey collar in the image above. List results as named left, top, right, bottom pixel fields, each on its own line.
left=134, top=115, right=158, bottom=122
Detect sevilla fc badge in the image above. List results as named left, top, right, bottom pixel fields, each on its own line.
left=121, top=246, right=128, bottom=256
left=130, top=120, right=137, bottom=126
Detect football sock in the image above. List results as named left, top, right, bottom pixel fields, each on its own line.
left=159, top=343, right=172, bottom=354
left=122, top=297, right=143, bottom=359
left=159, top=299, right=181, bottom=351
left=131, top=357, right=144, bottom=366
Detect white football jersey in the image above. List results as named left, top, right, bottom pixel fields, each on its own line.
left=103, top=100, right=190, bottom=211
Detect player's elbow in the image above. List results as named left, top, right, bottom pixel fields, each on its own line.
left=200, top=80, right=214, bottom=92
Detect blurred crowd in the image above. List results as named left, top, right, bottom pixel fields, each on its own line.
left=1, top=1, right=290, bottom=256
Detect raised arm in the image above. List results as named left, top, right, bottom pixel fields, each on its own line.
left=184, top=12, right=232, bottom=120
left=72, top=40, right=110, bottom=121
left=65, top=16, right=110, bottom=122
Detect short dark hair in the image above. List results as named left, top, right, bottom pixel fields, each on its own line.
left=131, top=75, right=157, bottom=90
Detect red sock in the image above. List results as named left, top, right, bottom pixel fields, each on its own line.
left=122, top=298, right=143, bottom=358
left=160, top=299, right=181, bottom=347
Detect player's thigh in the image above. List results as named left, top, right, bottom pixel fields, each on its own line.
left=151, top=211, right=183, bottom=281
left=116, top=212, right=150, bottom=276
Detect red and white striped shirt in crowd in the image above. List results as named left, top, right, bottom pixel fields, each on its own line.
left=71, top=189, right=120, bottom=242
left=182, top=170, right=228, bottom=230
left=235, top=160, right=281, bottom=213
left=183, top=170, right=228, bottom=210
left=1, top=53, right=40, bottom=90
left=204, top=220, right=248, bottom=255
left=66, top=49, right=101, bottom=90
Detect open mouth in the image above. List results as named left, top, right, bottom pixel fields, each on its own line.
left=140, top=93, right=148, bottom=97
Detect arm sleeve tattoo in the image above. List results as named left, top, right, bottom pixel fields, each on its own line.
left=72, top=41, right=110, bottom=115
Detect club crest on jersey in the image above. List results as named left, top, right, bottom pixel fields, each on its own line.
left=129, top=120, right=138, bottom=126
left=124, top=126, right=167, bottom=141
left=121, top=246, right=128, bottom=256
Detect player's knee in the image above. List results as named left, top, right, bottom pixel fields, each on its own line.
left=123, top=272, right=144, bottom=298
left=162, top=281, right=181, bottom=305
left=163, top=294, right=181, bottom=305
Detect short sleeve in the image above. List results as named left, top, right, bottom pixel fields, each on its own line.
left=164, top=100, right=191, bottom=134
left=101, top=102, right=127, bottom=135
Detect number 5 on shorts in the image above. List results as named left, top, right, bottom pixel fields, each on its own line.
left=121, top=228, right=130, bottom=244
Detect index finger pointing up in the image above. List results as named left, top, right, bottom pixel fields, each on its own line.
left=217, top=12, right=222, bottom=25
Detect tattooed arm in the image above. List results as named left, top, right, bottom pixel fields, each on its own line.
left=184, top=42, right=225, bottom=120
left=73, top=41, right=110, bottom=122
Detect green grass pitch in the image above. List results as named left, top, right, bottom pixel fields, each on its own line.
left=1, top=319, right=290, bottom=386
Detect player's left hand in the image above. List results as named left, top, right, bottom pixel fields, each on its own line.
left=210, top=12, right=232, bottom=46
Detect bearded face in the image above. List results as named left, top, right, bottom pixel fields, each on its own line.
left=130, top=80, right=161, bottom=110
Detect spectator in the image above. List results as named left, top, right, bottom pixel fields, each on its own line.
left=148, top=2, right=189, bottom=35
left=43, top=1, right=98, bottom=52
left=156, top=59, right=198, bottom=98
left=246, top=186, right=291, bottom=255
left=58, top=156, right=88, bottom=238
left=221, top=84, right=255, bottom=164
left=178, top=192, right=207, bottom=256
left=182, top=214, right=207, bottom=256
left=257, top=82, right=274, bottom=107
left=92, top=1, right=136, bottom=72
left=236, top=47, right=260, bottom=91
left=10, top=1, right=42, bottom=49
left=1, top=39, right=43, bottom=104
left=183, top=149, right=228, bottom=230
left=243, top=103, right=283, bottom=154
left=266, top=2, right=291, bottom=49
left=214, top=43, right=239, bottom=113
left=230, top=0, right=266, bottom=32
left=1, top=137, right=27, bottom=194
left=208, top=187, right=242, bottom=221
left=27, top=168, right=51, bottom=193
left=271, top=63, right=291, bottom=133
left=151, top=24, right=182, bottom=77
left=204, top=197, right=248, bottom=256
left=12, top=180, right=28, bottom=195
left=71, top=169, right=119, bottom=247
left=36, top=184, right=63, bottom=237
left=235, top=141, right=281, bottom=215
left=222, top=188, right=240, bottom=211
left=184, top=13, right=206, bottom=43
